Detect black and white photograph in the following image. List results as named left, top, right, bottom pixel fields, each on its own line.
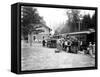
left=21, top=5, right=96, bottom=71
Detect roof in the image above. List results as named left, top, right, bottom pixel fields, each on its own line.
left=61, top=29, right=95, bottom=36
left=41, top=23, right=52, bottom=31
left=30, top=23, right=52, bottom=31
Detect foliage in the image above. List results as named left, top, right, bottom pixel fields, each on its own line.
left=55, top=9, right=96, bottom=34
left=21, top=6, right=44, bottom=37
left=81, top=13, right=96, bottom=30
left=59, top=9, right=80, bottom=34
left=68, top=9, right=80, bottom=32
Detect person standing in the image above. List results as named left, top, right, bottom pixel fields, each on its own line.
left=64, top=35, right=70, bottom=52
left=92, top=42, right=95, bottom=55
left=88, top=42, right=93, bottom=56
left=79, top=41, right=83, bottom=52
left=67, top=39, right=72, bottom=53
left=64, top=39, right=69, bottom=52
left=42, top=36, right=46, bottom=47
left=60, top=37, right=65, bottom=50
left=55, top=38, right=62, bottom=53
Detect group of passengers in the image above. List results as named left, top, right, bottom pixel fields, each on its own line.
left=56, top=35, right=95, bottom=56
left=56, top=35, right=73, bottom=53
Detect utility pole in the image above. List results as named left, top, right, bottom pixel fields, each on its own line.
left=78, top=21, right=81, bottom=31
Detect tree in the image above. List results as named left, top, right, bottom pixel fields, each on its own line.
left=55, top=9, right=81, bottom=34
left=61, top=9, right=80, bottom=33
left=21, top=6, right=44, bottom=38
left=81, top=13, right=96, bottom=43
left=81, top=14, right=92, bottom=30
left=81, top=13, right=96, bottom=30
left=91, top=13, right=96, bottom=29
left=70, top=9, right=80, bottom=32
left=21, top=6, right=45, bottom=46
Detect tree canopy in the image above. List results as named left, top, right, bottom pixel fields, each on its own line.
left=21, top=6, right=44, bottom=36
left=81, top=13, right=96, bottom=30
left=57, top=9, right=81, bottom=34
left=55, top=9, right=96, bottom=34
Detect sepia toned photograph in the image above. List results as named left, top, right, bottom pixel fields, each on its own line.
left=21, top=5, right=96, bottom=71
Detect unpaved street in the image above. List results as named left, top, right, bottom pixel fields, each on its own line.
left=21, top=43, right=95, bottom=71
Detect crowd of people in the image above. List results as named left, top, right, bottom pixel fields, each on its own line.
left=56, top=35, right=95, bottom=56
left=42, top=34, right=95, bottom=57
left=87, top=42, right=95, bottom=56
left=56, top=35, right=75, bottom=53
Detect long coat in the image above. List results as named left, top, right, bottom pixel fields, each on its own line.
left=56, top=39, right=62, bottom=51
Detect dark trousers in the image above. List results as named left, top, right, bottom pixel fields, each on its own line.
left=65, top=45, right=71, bottom=52
left=42, top=40, right=45, bottom=46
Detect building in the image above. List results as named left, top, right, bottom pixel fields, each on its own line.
left=30, top=24, right=52, bottom=43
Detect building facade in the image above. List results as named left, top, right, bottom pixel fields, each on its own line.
left=31, top=24, right=51, bottom=43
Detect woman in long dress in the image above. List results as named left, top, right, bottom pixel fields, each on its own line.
left=55, top=39, right=62, bottom=52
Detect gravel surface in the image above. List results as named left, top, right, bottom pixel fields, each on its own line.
left=21, top=43, right=95, bottom=71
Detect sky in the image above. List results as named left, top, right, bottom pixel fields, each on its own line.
left=35, top=7, right=67, bottom=30
left=34, top=7, right=95, bottom=34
